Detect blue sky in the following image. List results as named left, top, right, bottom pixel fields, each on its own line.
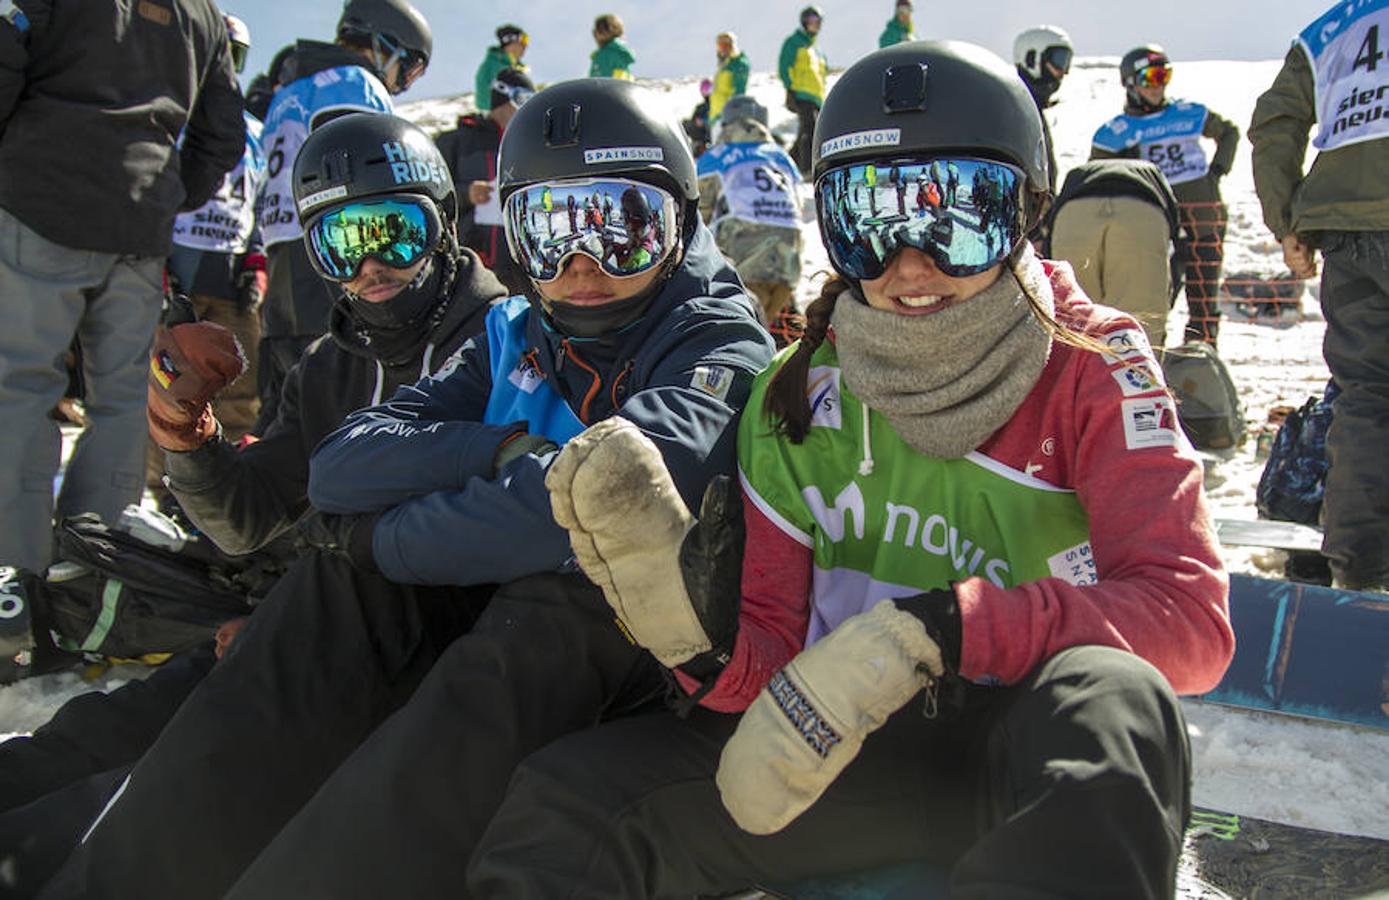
left=228, top=0, right=1322, bottom=100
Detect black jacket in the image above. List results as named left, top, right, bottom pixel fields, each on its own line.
left=1045, top=158, right=1184, bottom=300
left=435, top=114, right=528, bottom=295
left=0, top=0, right=244, bottom=256
left=1048, top=158, right=1181, bottom=248
left=163, top=249, right=507, bottom=556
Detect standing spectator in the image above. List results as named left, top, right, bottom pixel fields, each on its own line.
left=1047, top=159, right=1182, bottom=348
left=779, top=5, right=829, bottom=177
left=473, top=23, right=528, bottom=114
left=878, top=0, right=914, bottom=48
left=436, top=67, right=536, bottom=296
left=1014, top=24, right=1073, bottom=193
left=252, top=0, right=431, bottom=436
left=697, top=96, right=805, bottom=346
left=590, top=13, right=634, bottom=80
left=165, top=13, right=269, bottom=448
left=1250, top=0, right=1389, bottom=591
left=1014, top=24, right=1072, bottom=110
left=0, top=0, right=244, bottom=575
left=1091, top=46, right=1240, bottom=347
left=708, top=31, right=749, bottom=126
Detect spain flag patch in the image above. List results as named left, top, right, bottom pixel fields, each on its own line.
left=151, top=349, right=180, bottom=390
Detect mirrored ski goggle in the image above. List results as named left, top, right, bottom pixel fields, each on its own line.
left=1042, top=45, right=1073, bottom=75
left=503, top=177, right=680, bottom=283
left=229, top=42, right=249, bottom=74
left=816, top=157, right=1026, bottom=280
left=305, top=196, right=441, bottom=282
left=1133, top=63, right=1172, bottom=88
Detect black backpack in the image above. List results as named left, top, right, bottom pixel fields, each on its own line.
left=1256, top=381, right=1338, bottom=527
left=1160, top=342, right=1246, bottom=450
left=35, top=513, right=260, bottom=659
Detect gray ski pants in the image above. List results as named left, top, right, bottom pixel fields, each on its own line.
left=1319, top=230, right=1389, bottom=587
left=0, top=207, right=163, bottom=572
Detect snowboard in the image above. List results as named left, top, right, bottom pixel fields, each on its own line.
left=1186, top=807, right=1389, bottom=899
left=1215, top=518, right=1323, bottom=554
left=1200, top=574, right=1389, bottom=731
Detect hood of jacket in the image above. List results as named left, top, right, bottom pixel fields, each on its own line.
left=280, top=40, right=384, bottom=86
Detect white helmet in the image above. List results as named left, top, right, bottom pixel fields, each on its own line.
left=224, top=13, right=251, bottom=73
left=1013, top=24, right=1072, bottom=82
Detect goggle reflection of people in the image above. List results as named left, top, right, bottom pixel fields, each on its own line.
left=816, top=156, right=1026, bottom=281
left=504, top=177, right=678, bottom=282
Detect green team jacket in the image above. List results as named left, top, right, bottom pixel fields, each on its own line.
left=778, top=29, right=828, bottom=107
left=590, top=38, right=635, bottom=80
left=878, top=16, right=913, bottom=48
left=473, top=46, right=527, bottom=113
left=709, top=52, right=750, bottom=122
left=1250, top=46, right=1389, bottom=241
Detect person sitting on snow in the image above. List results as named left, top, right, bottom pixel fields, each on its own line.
left=39, top=79, right=772, bottom=900
left=469, top=42, right=1234, bottom=899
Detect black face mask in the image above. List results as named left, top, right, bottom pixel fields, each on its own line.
left=345, top=258, right=439, bottom=330
left=543, top=289, right=656, bottom=338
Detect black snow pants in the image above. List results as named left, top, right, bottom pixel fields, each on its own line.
left=470, top=646, right=1192, bottom=900
left=219, top=570, right=665, bottom=899
left=790, top=97, right=819, bottom=178
left=1318, top=230, right=1389, bottom=588
left=0, top=645, right=214, bottom=897
left=37, top=551, right=491, bottom=900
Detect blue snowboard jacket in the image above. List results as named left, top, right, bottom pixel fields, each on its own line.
left=307, top=223, right=774, bottom=586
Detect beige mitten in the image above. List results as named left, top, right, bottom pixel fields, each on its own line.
left=716, top=599, right=944, bottom=834
left=545, top=417, right=712, bottom=666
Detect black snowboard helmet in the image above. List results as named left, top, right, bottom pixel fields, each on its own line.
left=293, top=113, right=457, bottom=279
left=812, top=40, right=1050, bottom=232
left=1119, top=45, right=1171, bottom=112
left=337, top=0, right=432, bottom=91
left=497, top=78, right=699, bottom=245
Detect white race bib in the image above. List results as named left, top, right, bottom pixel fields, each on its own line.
left=1300, top=0, right=1389, bottom=152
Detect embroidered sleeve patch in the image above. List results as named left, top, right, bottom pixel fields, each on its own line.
left=150, top=349, right=180, bottom=390
left=691, top=365, right=734, bottom=401
left=1121, top=396, right=1180, bottom=450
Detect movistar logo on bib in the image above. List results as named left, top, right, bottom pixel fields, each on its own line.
left=802, top=481, right=1013, bottom=587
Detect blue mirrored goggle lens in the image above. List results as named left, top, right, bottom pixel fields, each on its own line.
left=307, top=198, right=437, bottom=281
left=816, top=158, right=1025, bottom=280
left=504, top=179, right=677, bottom=282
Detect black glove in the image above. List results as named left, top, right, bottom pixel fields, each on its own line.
left=297, top=511, right=381, bottom=573
left=784, top=89, right=798, bottom=112
left=235, top=252, right=267, bottom=312
left=1208, top=162, right=1228, bottom=181
left=675, top=475, right=745, bottom=683
left=493, top=431, right=559, bottom=478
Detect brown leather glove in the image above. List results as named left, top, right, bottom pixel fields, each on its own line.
left=147, top=322, right=246, bottom=451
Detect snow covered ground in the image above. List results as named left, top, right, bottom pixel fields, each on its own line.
left=6, top=56, right=1389, bottom=859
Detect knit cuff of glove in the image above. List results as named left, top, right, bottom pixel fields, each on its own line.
left=148, top=403, right=219, bottom=452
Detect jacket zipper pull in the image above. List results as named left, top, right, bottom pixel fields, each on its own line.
left=555, top=341, right=567, bottom=372
left=919, top=668, right=939, bottom=720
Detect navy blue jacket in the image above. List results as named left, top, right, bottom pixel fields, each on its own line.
left=307, top=224, right=774, bottom=586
